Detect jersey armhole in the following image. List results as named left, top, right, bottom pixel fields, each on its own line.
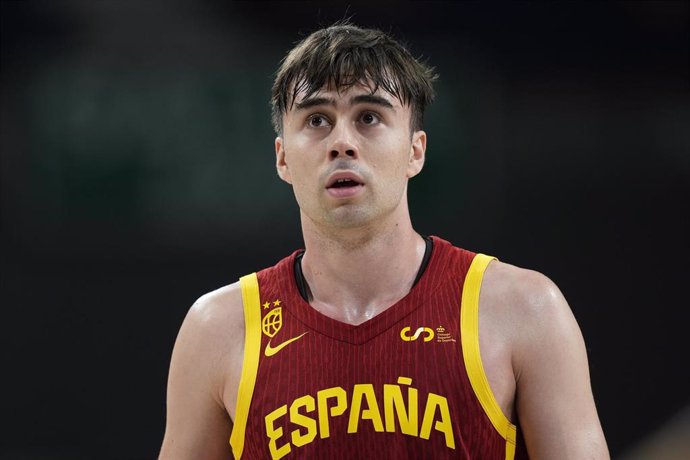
left=229, top=273, right=262, bottom=459
left=461, top=254, right=518, bottom=460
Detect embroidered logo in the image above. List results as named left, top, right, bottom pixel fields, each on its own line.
left=261, top=300, right=307, bottom=357
left=435, top=325, right=456, bottom=343
left=262, top=307, right=283, bottom=337
left=400, top=326, right=435, bottom=342
left=264, top=332, right=309, bottom=357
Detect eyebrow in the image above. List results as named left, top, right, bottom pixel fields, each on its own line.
left=294, top=94, right=395, bottom=111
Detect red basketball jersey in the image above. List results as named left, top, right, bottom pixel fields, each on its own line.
left=230, top=236, right=528, bottom=459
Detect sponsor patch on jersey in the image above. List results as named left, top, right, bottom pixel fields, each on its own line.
left=435, top=325, right=456, bottom=343
left=400, top=326, right=435, bottom=342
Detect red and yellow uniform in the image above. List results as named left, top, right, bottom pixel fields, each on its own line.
left=230, top=236, right=528, bottom=459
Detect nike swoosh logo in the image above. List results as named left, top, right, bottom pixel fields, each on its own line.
left=264, top=332, right=308, bottom=357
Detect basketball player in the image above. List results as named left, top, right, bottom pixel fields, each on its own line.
left=159, top=23, right=609, bottom=459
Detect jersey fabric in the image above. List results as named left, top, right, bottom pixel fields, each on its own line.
left=230, top=236, right=528, bottom=459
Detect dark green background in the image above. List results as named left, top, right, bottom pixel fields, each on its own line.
left=2, top=1, right=688, bottom=458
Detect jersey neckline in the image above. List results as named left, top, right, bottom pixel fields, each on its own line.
left=294, top=235, right=434, bottom=302
left=282, top=235, right=452, bottom=345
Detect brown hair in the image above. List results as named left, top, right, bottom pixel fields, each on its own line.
left=271, top=21, right=438, bottom=135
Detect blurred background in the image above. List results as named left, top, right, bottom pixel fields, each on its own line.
left=1, top=1, right=688, bottom=458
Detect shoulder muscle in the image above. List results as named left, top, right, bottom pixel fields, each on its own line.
left=481, top=260, right=609, bottom=458
left=159, top=282, right=244, bottom=460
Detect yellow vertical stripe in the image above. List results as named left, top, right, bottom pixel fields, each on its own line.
left=460, top=254, right=517, bottom=460
left=229, top=273, right=262, bottom=459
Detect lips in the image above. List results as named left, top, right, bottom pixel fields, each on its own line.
left=325, top=171, right=365, bottom=198
left=326, top=172, right=364, bottom=188
left=328, top=178, right=361, bottom=188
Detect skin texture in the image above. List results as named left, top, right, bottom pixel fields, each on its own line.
left=159, top=82, right=609, bottom=459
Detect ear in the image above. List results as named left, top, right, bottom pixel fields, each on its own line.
left=275, top=136, right=292, bottom=184
left=407, top=130, right=427, bottom=178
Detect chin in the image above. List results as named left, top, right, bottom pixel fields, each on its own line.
left=320, top=205, right=375, bottom=229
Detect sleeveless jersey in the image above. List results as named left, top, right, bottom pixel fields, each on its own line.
left=230, top=236, right=528, bottom=459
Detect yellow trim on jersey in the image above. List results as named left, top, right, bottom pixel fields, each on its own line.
left=229, top=273, right=262, bottom=459
left=461, top=254, right=517, bottom=460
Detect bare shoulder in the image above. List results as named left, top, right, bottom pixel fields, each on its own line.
left=481, top=259, right=609, bottom=457
left=480, top=258, right=588, bottom=382
left=475, top=259, right=575, bottom=420
left=171, top=283, right=244, bottom=416
left=171, top=281, right=245, bottom=413
left=480, top=259, right=575, bottom=348
left=184, top=281, right=245, bottom=345
left=482, top=259, right=567, bottom=316
left=159, top=282, right=245, bottom=459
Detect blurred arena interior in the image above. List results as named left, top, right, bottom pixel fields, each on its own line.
left=1, top=1, right=688, bottom=458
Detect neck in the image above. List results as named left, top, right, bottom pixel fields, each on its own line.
left=299, top=209, right=425, bottom=325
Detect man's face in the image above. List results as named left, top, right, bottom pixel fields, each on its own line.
left=275, top=82, right=426, bottom=230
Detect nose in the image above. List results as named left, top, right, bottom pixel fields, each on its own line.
left=328, top=123, right=358, bottom=160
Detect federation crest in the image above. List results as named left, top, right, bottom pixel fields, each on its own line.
left=262, top=307, right=283, bottom=337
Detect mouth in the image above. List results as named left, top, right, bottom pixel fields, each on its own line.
left=325, top=172, right=365, bottom=198
left=328, top=178, right=362, bottom=188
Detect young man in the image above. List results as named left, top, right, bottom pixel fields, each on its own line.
left=159, top=23, right=609, bottom=459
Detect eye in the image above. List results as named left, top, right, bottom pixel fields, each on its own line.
left=307, top=114, right=331, bottom=128
left=359, top=112, right=380, bottom=125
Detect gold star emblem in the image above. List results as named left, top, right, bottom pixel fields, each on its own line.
left=273, top=299, right=281, bottom=307
left=263, top=302, right=270, bottom=310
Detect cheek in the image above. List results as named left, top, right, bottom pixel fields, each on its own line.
left=283, top=144, right=321, bottom=191
left=378, top=138, right=413, bottom=177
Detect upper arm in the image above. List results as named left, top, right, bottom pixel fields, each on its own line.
left=159, top=283, right=244, bottom=460
left=509, top=269, right=609, bottom=459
